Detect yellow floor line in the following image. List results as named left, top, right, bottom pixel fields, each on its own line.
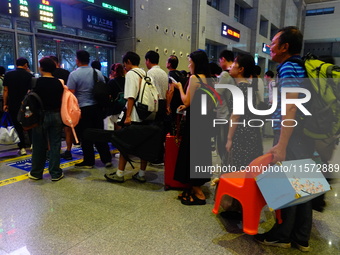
left=0, top=149, right=119, bottom=187
left=0, top=154, right=32, bottom=163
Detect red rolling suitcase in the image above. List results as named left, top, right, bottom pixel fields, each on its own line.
left=164, top=133, right=190, bottom=190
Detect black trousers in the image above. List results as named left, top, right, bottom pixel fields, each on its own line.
left=267, top=130, right=315, bottom=243
left=76, top=104, right=112, bottom=165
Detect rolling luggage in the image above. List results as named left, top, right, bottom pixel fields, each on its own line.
left=164, top=112, right=190, bottom=190
left=164, top=133, right=190, bottom=190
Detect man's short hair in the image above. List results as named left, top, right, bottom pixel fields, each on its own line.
left=278, top=26, right=303, bottom=55
left=167, top=55, right=178, bottom=69
left=145, top=50, right=159, bottom=64
left=219, top=50, right=234, bottom=62
left=209, top=62, right=222, bottom=76
left=76, top=50, right=90, bottom=64
left=39, top=57, right=57, bottom=73
left=0, top=66, right=6, bottom=76
left=49, top=56, right=59, bottom=64
left=265, top=70, right=274, bottom=78
left=122, top=51, right=140, bottom=66
left=16, top=57, right=29, bottom=67
left=254, top=65, right=262, bottom=76
left=91, top=60, right=102, bottom=70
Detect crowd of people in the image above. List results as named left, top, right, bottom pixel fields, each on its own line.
left=1, top=25, right=336, bottom=252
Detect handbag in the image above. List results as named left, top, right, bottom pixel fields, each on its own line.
left=256, top=158, right=331, bottom=210
left=0, top=112, right=20, bottom=145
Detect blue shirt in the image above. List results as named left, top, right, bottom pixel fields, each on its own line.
left=67, top=66, right=105, bottom=108
left=272, top=55, right=307, bottom=130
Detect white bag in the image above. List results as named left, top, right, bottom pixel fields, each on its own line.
left=132, top=70, right=159, bottom=120
left=0, top=112, right=20, bottom=145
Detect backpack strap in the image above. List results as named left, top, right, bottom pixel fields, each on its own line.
left=199, top=87, right=218, bottom=106
left=30, top=91, right=45, bottom=111
left=31, top=77, right=38, bottom=90
left=131, top=69, right=146, bottom=103
left=93, top=68, right=100, bottom=83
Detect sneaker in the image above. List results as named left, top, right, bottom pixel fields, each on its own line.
left=254, top=234, right=291, bottom=249
left=74, top=162, right=94, bottom=169
left=61, top=150, right=72, bottom=160
left=51, top=173, right=64, bottom=181
left=19, top=148, right=27, bottom=156
left=293, top=240, right=310, bottom=252
left=105, top=162, right=113, bottom=168
left=104, top=172, right=124, bottom=183
left=28, top=172, right=42, bottom=180
left=132, top=172, right=146, bottom=183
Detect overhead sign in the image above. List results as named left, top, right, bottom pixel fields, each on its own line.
left=0, top=0, right=61, bottom=28
left=221, top=22, right=240, bottom=42
left=262, top=43, right=271, bottom=55
left=83, top=11, right=114, bottom=33
left=79, top=0, right=129, bottom=15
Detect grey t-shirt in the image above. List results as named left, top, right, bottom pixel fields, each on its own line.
left=216, top=70, right=235, bottom=119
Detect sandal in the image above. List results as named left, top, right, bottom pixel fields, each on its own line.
left=177, top=189, right=191, bottom=200
left=181, top=193, right=206, bottom=206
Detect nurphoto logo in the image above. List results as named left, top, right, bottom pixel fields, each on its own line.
left=201, top=84, right=312, bottom=128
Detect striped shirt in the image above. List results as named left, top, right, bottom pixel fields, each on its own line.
left=272, top=55, right=307, bottom=130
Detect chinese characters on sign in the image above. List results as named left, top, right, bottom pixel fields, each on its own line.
left=221, top=22, right=240, bottom=42
left=84, top=11, right=114, bottom=33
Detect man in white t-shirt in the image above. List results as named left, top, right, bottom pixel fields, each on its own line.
left=104, top=51, right=149, bottom=183
left=145, top=50, right=168, bottom=165
left=145, top=51, right=168, bottom=120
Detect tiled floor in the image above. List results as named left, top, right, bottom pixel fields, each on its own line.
left=0, top=138, right=339, bottom=255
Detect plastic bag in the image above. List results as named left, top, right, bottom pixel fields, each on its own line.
left=0, top=112, right=20, bottom=145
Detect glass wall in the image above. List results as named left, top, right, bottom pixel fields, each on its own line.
left=0, top=31, right=15, bottom=71
left=17, top=34, right=34, bottom=71
left=60, top=41, right=78, bottom=72
left=36, top=37, right=57, bottom=60
left=81, top=44, right=111, bottom=77
left=16, top=19, right=31, bottom=32
left=0, top=15, right=12, bottom=29
left=97, top=46, right=111, bottom=77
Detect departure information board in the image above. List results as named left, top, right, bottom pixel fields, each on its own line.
left=0, top=0, right=61, bottom=29
left=0, top=0, right=130, bottom=26
left=221, top=22, right=240, bottom=42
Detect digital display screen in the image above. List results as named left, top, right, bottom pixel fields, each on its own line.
left=221, top=22, right=240, bottom=42
left=0, top=0, right=130, bottom=25
left=79, top=0, right=129, bottom=15
left=262, top=43, right=271, bottom=55
left=0, top=0, right=61, bottom=29
left=0, top=0, right=129, bottom=33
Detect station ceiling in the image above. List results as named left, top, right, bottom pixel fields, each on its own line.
left=304, top=0, right=338, bottom=4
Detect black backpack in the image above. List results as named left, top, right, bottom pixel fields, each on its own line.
left=92, top=68, right=112, bottom=116
left=17, top=90, right=44, bottom=130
